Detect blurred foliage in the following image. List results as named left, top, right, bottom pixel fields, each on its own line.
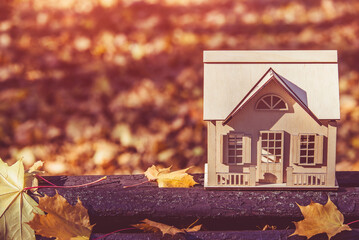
left=0, top=0, right=358, bottom=175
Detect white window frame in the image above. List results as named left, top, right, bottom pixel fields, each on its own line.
left=298, top=134, right=316, bottom=166
left=260, top=131, right=283, bottom=163
left=227, top=132, right=244, bottom=165
left=255, top=94, right=288, bottom=111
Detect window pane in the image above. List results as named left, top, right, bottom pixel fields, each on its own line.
left=272, top=96, right=280, bottom=105
left=229, top=150, right=235, bottom=156
left=236, top=156, right=242, bottom=163
left=309, top=135, right=315, bottom=142
left=257, top=100, right=270, bottom=109
left=275, top=149, right=281, bottom=155
left=275, top=133, right=281, bottom=139
left=266, top=155, right=276, bottom=162
left=262, top=133, right=268, bottom=140
left=275, top=141, right=281, bottom=147
left=308, top=143, right=315, bottom=149
left=301, top=135, right=308, bottom=142
left=264, top=96, right=272, bottom=105
left=274, top=100, right=286, bottom=109
left=228, top=157, right=235, bottom=163
left=308, top=150, right=314, bottom=156
left=269, top=141, right=274, bottom=147
left=300, top=150, right=306, bottom=156
left=308, top=157, right=314, bottom=164
left=300, top=157, right=306, bottom=164
left=263, top=141, right=268, bottom=147
left=269, top=133, right=275, bottom=140
left=268, top=148, right=275, bottom=155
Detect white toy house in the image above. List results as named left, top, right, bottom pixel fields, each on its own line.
left=203, top=50, right=340, bottom=189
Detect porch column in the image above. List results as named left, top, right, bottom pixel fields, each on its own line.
left=326, top=120, right=337, bottom=187
left=286, top=167, right=294, bottom=186
left=207, top=121, right=217, bottom=187
left=249, top=165, right=256, bottom=186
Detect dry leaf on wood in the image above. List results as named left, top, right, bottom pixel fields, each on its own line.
left=133, top=219, right=201, bottom=236
left=144, top=165, right=197, bottom=188
left=0, top=159, right=44, bottom=240
left=27, top=192, right=94, bottom=240
left=290, top=197, right=351, bottom=239
left=144, top=165, right=171, bottom=181
left=25, top=160, right=45, bottom=190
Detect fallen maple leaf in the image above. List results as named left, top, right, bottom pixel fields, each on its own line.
left=28, top=192, right=94, bottom=240
left=0, top=159, right=44, bottom=240
left=27, top=192, right=94, bottom=240
left=290, top=197, right=351, bottom=239
left=25, top=160, right=45, bottom=190
left=144, top=165, right=197, bottom=188
left=133, top=219, right=201, bottom=236
left=144, top=165, right=171, bottom=181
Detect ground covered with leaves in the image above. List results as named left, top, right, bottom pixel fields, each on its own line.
left=0, top=0, right=359, bottom=175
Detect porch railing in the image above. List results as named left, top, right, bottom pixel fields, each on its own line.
left=216, top=173, right=250, bottom=186
left=287, top=167, right=326, bottom=186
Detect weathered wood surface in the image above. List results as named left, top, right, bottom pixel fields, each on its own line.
left=34, top=172, right=359, bottom=239
left=89, top=229, right=359, bottom=240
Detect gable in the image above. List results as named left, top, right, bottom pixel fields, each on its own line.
left=203, top=50, right=340, bottom=121
left=223, top=69, right=322, bottom=125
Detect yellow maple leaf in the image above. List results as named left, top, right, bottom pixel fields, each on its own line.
left=0, top=159, right=44, bottom=240
left=291, top=197, right=351, bottom=239
left=133, top=219, right=202, bottom=236
left=25, top=160, right=45, bottom=190
left=27, top=192, right=94, bottom=240
left=144, top=165, right=197, bottom=188
left=144, top=165, right=171, bottom=181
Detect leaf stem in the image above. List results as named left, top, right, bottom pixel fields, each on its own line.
left=186, top=219, right=199, bottom=230
left=92, top=227, right=136, bottom=240
left=347, top=219, right=359, bottom=226
left=35, top=174, right=57, bottom=186
left=23, top=176, right=107, bottom=191
left=123, top=180, right=151, bottom=188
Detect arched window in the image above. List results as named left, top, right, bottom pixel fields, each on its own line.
left=255, top=94, right=288, bottom=110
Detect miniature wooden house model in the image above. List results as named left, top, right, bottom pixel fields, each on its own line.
left=203, top=50, right=340, bottom=189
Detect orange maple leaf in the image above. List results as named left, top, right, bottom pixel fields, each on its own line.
left=133, top=219, right=201, bottom=236
left=27, top=192, right=94, bottom=240
left=291, top=197, right=351, bottom=239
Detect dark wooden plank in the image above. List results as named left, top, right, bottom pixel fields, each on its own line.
left=36, top=229, right=359, bottom=240
left=33, top=172, right=359, bottom=235
left=88, top=229, right=359, bottom=240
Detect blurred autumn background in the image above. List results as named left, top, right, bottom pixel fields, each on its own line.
left=0, top=0, right=359, bottom=175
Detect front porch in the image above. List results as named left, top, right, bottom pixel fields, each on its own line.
left=204, top=164, right=336, bottom=189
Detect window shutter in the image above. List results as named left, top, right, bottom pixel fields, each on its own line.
left=291, top=135, right=299, bottom=164
left=315, top=135, right=324, bottom=164
left=222, top=134, right=228, bottom=164
left=243, top=135, right=251, bottom=164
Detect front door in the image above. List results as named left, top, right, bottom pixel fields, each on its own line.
left=258, top=131, right=284, bottom=184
